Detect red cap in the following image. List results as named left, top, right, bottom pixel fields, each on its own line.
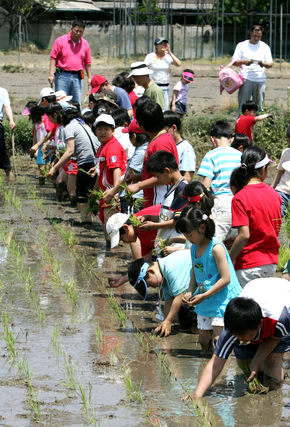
left=122, top=119, right=143, bottom=134
left=90, top=75, right=107, bottom=94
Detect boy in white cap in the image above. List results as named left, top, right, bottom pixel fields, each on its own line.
left=129, top=62, right=165, bottom=110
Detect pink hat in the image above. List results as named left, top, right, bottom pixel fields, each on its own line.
left=122, top=119, right=143, bottom=134
left=22, top=106, right=31, bottom=116
left=182, top=71, right=194, bottom=83
left=90, top=75, right=107, bottom=94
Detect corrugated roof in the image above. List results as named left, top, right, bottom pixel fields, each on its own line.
left=53, top=0, right=101, bottom=11
left=94, top=0, right=214, bottom=9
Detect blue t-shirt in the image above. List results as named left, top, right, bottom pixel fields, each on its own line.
left=176, top=139, right=196, bottom=173
left=198, top=147, right=241, bottom=195
left=113, top=86, right=132, bottom=110
left=158, top=249, right=192, bottom=300
left=191, top=237, right=241, bottom=317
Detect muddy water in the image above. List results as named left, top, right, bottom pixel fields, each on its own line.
left=0, top=158, right=289, bottom=426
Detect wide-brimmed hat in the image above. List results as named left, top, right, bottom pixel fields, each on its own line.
left=128, top=62, right=153, bottom=77
left=92, top=90, right=119, bottom=109
left=55, top=90, right=73, bottom=102
left=106, top=212, right=129, bottom=248
left=90, top=75, right=107, bottom=94
left=122, top=119, right=143, bottom=134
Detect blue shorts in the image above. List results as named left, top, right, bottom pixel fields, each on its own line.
left=234, top=336, right=290, bottom=360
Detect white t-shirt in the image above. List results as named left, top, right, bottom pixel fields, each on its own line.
left=276, top=148, right=290, bottom=195
left=0, top=87, right=10, bottom=120
left=232, top=40, right=272, bottom=82
left=114, top=127, right=135, bottom=161
left=144, top=52, right=173, bottom=85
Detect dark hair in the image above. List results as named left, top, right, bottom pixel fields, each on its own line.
left=231, top=133, right=251, bottom=151
left=250, top=24, right=264, bottom=32
left=224, top=297, right=263, bottom=335
left=72, top=19, right=85, bottom=29
left=70, top=100, right=81, bottom=112
left=134, top=95, right=152, bottom=111
left=210, top=120, right=233, bottom=139
left=46, top=102, right=63, bottom=124
left=92, top=101, right=111, bottom=117
left=62, top=107, right=81, bottom=127
left=230, top=168, right=243, bottom=194
left=242, top=100, right=258, bottom=113
left=29, top=105, right=45, bottom=123
left=230, top=145, right=268, bottom=189
left=286, top=125, right=290, bottom=138
left=175, top=206, right=215, bottom=239
left=129, top=132, right=150, bottom=146
left=82, top=110, right=95, bottom=127
left=146, top=150, right=178, bottom=173
left=182, top=181, right=214, bottom=214
left=128, top=258, right=146, bottom=286
left=24, top=100, right=37, bottom=113
left=183, top=68, right=194, bottom=74
left=163, top=111, right=181, bottom=132
left=112, top=72, right=136, bottom=94
left=135, top=100, right=164, bottom=133
left=111, top=108, right=130, bottom=127
left=42, top=95, right=56, bottom=104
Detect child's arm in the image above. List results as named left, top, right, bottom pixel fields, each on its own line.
left=126, top=176, right=158, bottom=194
left=229, top=225, right=250, bottom=262
left=254, top=113, right=273, bottom=123
left=102, top=167, right=139, bottom=204
left=201, top=176, right=212, bottom=190
left=248, top=336, right=281, bottom=381
left=271, top=169, right=284, bottom=188
left=188, top=244, right=231, bottom=306
left=154, top=293, right=184, bottom=337
left=171, top=90, right=178, bottom=112
left=47, top=138, right=74, bottom=178
left=112, top=167, right=122, bottom=187
left=30, top=131, right=52, bottom=155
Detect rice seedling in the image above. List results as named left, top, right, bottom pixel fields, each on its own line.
left=26, top=185, right=44, bottom=210
left=239, top=361, right=269, bottom=394
left=2, top=311, right=17, bottom=361
left=51, top=221, right=79, bottom=248
left=106, top=291, right=127, bottom=327
left=87, top=188, right=105, bottom=215
left=190, top=398, right=217, bottom=427
left=95, top=324, right=103, bottom=349
left=129, top=214, right=142, bottom=227
left=63, top=354, right=77, bottom=391
left=123, top=368, right=143, bottom=404
left=78, top=383, right=89, bottom=415
left=121, top=183, right=144, bottom=211
left=63, top=278, right=79, bottom=305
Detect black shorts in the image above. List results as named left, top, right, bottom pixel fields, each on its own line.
left=175, top=101, right=187, bottom=115
left=76, top=162, right=96, bottom=203
left=0, top=123, right=11, bottom=170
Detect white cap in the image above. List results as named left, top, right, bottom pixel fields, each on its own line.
left=39, top=87, right=55, bottom=102
left=93, top=114, right=115, bottom=128
left=128, top=62, right=153, bottom=77
left=106, top=213, right=129, bottom=248
left=55, top=90, right=73, bottom=102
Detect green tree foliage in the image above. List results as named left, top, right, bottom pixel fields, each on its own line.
left=132, top=0, right=165, bottom=24
left=0, top=0, right=59, bottom=46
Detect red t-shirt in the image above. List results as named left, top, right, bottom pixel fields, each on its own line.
left=231, top=182, right=282, bottom=270
left=135, top=204, right=161, bottom=256
left=129, top=91, right=138, bottom=118
left=235, top=115, right=255, bottom=142
left=96, top=136, right=127, bottom=191
left=142, top=132, right=179, bottom=208
left=43, top=114, right=58, bottom=137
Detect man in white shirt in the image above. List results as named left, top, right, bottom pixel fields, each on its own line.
left=0, top=87, right=16, bottom=179
left=232, top=25, right=273, bottom=112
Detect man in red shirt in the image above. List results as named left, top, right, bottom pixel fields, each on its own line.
left=235, top=100, right=272, bottom=142
left=48, top=20, right=92, bottom=105
left=127, top=99, right=179, bottom=207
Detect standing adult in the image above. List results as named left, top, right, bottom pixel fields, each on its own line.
left=232, top=25, right=273, bottom=112
left=0, top=87, right=16, bottom=180
left=144, top=37, right=181, bottom=110
left=48, top=20, right=92, bottom=105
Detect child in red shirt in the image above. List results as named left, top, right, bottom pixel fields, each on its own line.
left=235, top=100, right=273, bottom=142
left=92, top=114, right=127, bottom=230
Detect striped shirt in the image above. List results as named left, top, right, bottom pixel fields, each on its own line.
left=198, top=147, right=241, bottom=195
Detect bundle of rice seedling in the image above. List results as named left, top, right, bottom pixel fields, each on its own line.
left=239, top=361, right=269, bottom=394
left=129, top=214, right=142, bottom=227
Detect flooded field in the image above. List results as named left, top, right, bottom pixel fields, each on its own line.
left=0, top=157, right=289, bottom=426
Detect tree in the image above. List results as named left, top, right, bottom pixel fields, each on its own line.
left=0, top=0, right=59, bottom=47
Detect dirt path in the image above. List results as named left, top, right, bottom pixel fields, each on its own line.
left=0, top=52, right=290, bottom=114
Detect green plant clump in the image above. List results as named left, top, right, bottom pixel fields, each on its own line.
left=3, top=118, right=33, bottom=152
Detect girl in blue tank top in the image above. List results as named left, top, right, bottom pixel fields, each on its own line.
left=175, top=206, right=241, bottom=352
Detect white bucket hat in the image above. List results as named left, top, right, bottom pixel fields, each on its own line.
left=106, top=213, right=129, bottom=248
left=128, top=62, right=153, bottom=77
left=55, top=90, right=73, bottom=102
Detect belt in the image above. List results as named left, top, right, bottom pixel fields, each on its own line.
left=60, top=69, right=81, bottom=75
left=157, top=83, right=169, bottom=87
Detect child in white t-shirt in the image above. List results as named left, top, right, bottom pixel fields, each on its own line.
left=272, top=125, right=290, bottom=217
left=171, top=69, right=194, bottom=116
